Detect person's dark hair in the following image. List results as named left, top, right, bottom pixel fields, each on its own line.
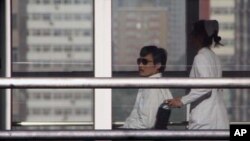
left=140, top=45, right=167, bottom=73
left=191, top=20, right=223, bottom=47
left=212, top=30, right=223, bottom=47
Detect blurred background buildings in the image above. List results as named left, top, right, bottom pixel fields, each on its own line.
left=11, top=0, right=250, bottom=130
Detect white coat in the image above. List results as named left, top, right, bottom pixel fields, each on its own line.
left=181, top=47, right=229, bottom=129
left=122, top=73, right=173, bottom=129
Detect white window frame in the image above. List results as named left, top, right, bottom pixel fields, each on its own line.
left=94, top=0, right=112, bottom=129
left=5, top=0, right=12, bottom=130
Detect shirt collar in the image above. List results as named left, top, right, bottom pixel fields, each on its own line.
left=149, top=73, right=162, bottom=78
left=198, top=47, right=210, bottom=54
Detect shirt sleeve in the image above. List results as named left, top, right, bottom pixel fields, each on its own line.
left=123, top=89, right=162, bottom=129
left=181, top=55, right=213, bottom=105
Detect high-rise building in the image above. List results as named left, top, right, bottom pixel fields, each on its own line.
left=26, top=0, right=93, bottom=72
left=210, top=0, right=235, bottom=70
left=112, top=0, right=186, bottom=71
left=112, top=7, right=169, bottom=71
left=12, top=0, right=94, bottom=129
left=234, top=0, right=250, bottom=121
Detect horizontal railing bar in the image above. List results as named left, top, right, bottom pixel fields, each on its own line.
left=230, top=122, right=250, bottom=124
left=0, top=130, right=229, bottom=140
left=12, top=121, right=188, bottom=126
left=0, top=77, right=250, bottom=88
left=12, top=121, right=94, bottom=126
left=112, top=121, right=188, bottom=126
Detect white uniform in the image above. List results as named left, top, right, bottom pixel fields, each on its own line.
left=181, top=47, right=229, bottom=129
left=122, top=73, right=173, bottom=129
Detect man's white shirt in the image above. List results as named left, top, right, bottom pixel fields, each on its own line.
left=122, top=73, right=173, bottom=129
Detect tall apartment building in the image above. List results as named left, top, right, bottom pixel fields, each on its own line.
left=112, top=0, right=186, bottom=71
left=26, top=0, right=93, bottom=72
left=12, top=0, right=94, bottom=129
left=112, top=7, right=169, bottom=71
left=234, top=0, right=250, bottom=121
left=210, top=0, right=235, bottom=70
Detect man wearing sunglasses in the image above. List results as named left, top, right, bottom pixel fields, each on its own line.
left=121, top=45, right=173, bottom=129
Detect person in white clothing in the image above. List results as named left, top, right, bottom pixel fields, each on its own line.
left=121, top=45, right=173, bottom=129
left=166, top=20, right=229, bottom=129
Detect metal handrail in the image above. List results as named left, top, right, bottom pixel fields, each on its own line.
left=0, top=130, right=229, bottom=140
left=0, top=77, right=250, bottom=88
left=12, top=121, right=94, bottom=126
left=12, top=121, right=188, bottom=126
left=0, top=77, right=239, bottom=140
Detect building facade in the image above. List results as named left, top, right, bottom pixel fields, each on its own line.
left=12, top=0, right=94, bottom=129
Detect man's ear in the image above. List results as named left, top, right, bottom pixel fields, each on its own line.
left=155, top=63, right=161, bottom=70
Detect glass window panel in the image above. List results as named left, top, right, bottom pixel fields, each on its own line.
left=112, top=0, right=187, bottom=129
left=220, top=89, right=250, bottom=122
left=200, top=0, right=250, bottom=122
left=11, top=0, right=94, bottom=130
left=231, top=89, right=250, bottom=122
left=12, top=0, right=93, bottom=72
left=112, top=0, right=186, bottom=71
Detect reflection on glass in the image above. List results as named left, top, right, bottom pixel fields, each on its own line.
left=12, top=0, right=93, bottom=72
left=112, top=0, right=186, bottom=71
left=112, top=0, right=187, bottom=129
left=11, top=0, right=94, bottom=130
left=200, top=0, right=250, bottom=121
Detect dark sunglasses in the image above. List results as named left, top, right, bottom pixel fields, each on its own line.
left=137, top=58, right=153, bottom=65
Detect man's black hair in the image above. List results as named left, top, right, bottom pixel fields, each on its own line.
left=140, top=45, right=167, bottom=73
